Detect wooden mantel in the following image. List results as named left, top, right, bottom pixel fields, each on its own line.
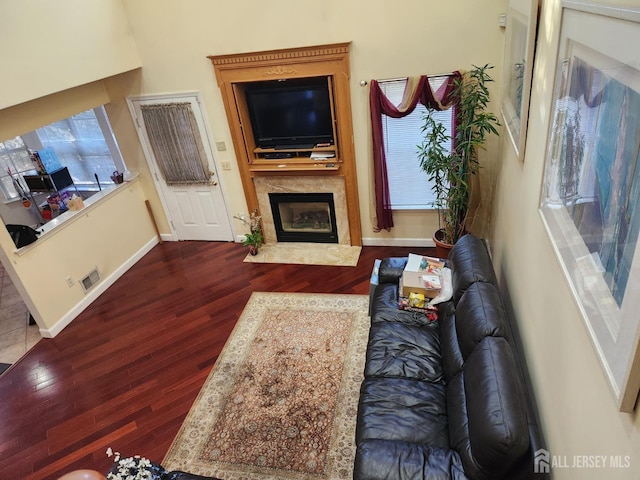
left=208, top=42, right=362, bottom=246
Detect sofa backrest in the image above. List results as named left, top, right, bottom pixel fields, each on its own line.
left=456, top=282, right=512, bottom=359
left=441, top=234, right=539, bottom=479
left=440, top=281, right=512, bottom=382
left=447, top=234, right=498, bottom=304
left=446, top=336, right=530, bottom=480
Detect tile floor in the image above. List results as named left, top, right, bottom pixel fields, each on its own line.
left=0, top=264, right=41, bottom=368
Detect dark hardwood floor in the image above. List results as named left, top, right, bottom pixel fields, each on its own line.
left=0, top=241, right=433, bottom=479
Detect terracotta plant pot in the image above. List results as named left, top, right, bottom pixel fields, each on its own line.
left=433, top=229, right=454, bottom=259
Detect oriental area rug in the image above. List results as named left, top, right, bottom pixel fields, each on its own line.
left=163, top=292, right=370, bottom=479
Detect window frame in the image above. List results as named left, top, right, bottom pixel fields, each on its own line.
left=378, top=78, right=454, bottom=211
left=0, top=136, right=38, bottom=202
left=0, top=106, right=126, bottom=202
left=34, top=106, right=126, bottom=189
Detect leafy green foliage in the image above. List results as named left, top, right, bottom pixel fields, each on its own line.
left=417, top=64, right=501, bottom=244
left=242, top=229, right=263, bottom=248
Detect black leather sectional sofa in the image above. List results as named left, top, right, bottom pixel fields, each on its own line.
left=354, top=234, right=547, bottom=480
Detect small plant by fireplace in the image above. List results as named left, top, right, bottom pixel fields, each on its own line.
left=269, top=193, right=338, bottom=243
left=235, top=209, right=263, bottom=255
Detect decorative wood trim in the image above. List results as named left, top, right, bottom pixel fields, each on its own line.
left=262, top=66, right=299, bottom=77
left=208, top=43, right=351, bottom=68
left=208, top=42, right=362, bottom=246
left=250, top=164, right=341, bottom=173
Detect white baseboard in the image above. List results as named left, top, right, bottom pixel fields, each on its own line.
left=238, top=236, right=433, bottom=247
left=237, top=236, right=434, bottom=247
left=362, top=237, right=436, bottom=248
left=39, top=237, right=160, bottom=338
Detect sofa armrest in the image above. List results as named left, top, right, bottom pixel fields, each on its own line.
left=378, top=257, right=408, bottom=284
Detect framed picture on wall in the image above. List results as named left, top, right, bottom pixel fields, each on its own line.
left=501, top=0, right=539, bottom=161
left=540, top=1, right=640, bottom=412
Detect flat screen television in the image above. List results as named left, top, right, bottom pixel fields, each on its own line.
left=245, top=77, right=334, bottom=150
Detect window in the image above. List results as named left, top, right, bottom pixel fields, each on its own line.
left=0, top=136, right=36, bottom=201
left=35, top=107, right=125, bottom=188
left=379, top=79, right=453, bottom=209
left=0, top=106, right=126, bottom=201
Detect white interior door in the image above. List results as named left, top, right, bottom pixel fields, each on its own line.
left=128, top=93, right=233, bottom=241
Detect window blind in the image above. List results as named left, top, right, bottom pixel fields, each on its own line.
left=379, top=79, right=453, bottom=209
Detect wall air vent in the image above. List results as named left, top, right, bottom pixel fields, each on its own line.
left=81, top=268, right=101, bottom=293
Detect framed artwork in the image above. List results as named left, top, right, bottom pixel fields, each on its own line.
left=540, top=1, right=640, bottom=412
left=501, top=0, right=539, bottom=160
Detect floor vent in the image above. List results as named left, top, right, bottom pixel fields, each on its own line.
left=81, top=268, right=101, bottom=293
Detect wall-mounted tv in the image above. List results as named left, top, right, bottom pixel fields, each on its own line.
left=245, top=77, right=334, bottom=150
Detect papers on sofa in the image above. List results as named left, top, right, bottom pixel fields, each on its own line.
left=403, top=254, right=445, bottom=286
left=428, top=267, right=452, bottom=306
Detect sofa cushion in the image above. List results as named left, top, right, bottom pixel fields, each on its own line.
left=365, top=321, right=442, bottom=382
left=439, top=282, right=510, bottom=382
left=448, top=235, right=497, bottom=304
left=447, top=337, right=530, bottom=480
left=371, top=284, right=438, bottom=328
left=455, top=282, right=510, bottom=359
left=354, top=439, right=469, bottom=480
left=438, top=308, right=464, bottom=383
left=356, top=377, right=449, bottom=449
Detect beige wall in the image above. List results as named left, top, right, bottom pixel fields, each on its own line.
left=0, top=181, right=158, bottom=337
left=119, top=0, right=507, bottom=246
left=0, top=0, right=141, bottom=109
left=4, top=0, right=640, bottom=476
left=0, top=75, right=164, bottom=333
left=493, top=0, right=640, bottom=478
left=0, top=0, right=155, bottom=334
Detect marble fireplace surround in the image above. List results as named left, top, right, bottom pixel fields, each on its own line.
left=254, top=176, right=351, bottom=246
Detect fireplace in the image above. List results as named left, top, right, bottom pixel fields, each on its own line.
left=269, top=193, right=338, bottom=243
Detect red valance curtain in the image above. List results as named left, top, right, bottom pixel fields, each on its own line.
left=369, top=72, right=461, bottom=231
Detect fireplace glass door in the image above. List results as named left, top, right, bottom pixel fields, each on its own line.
left=269, top=193, right=338, bottom=243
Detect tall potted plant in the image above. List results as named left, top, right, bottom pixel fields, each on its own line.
left=418, top=64, right=500, bottom=256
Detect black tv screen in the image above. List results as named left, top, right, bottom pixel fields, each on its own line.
left=246, top=78, right=334, bottom=149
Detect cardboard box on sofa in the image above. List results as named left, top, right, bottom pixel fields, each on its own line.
left=403, top=253, right=445, bottom=286
left=399, top=274, right=441, bottom=300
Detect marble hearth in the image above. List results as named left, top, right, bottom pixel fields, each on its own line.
left=254, top=176, right=351, bottom=246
